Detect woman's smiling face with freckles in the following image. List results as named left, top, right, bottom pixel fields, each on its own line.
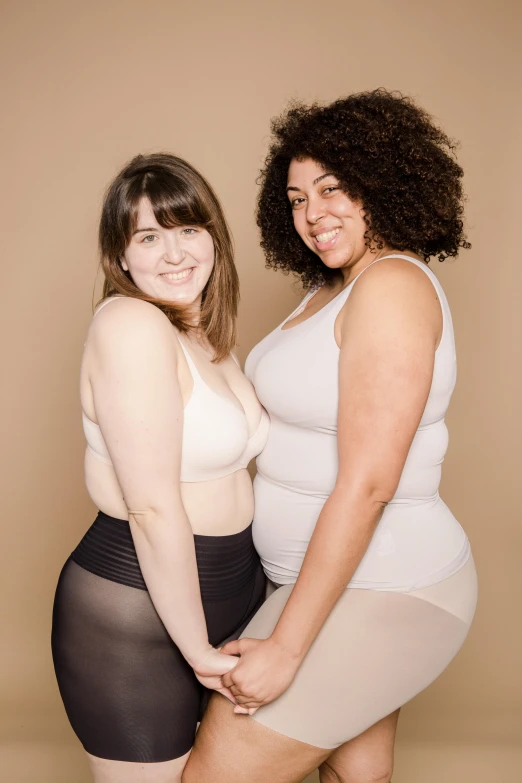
left=121, top=197, right=215, bottom=307
left=287, top=158, right=372, bottom=276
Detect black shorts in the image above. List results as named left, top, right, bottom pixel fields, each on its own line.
left=51, top=512, right=265, bottom=762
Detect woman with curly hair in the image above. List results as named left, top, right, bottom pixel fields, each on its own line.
left=183, top=90, right=478, bottom=783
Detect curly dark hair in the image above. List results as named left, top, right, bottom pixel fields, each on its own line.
left=256, top=89, right=471, bottom=289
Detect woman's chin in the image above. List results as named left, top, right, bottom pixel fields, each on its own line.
left=318, top=252, right=348, bottom=271
left=159, top=286, right=201, bottom=306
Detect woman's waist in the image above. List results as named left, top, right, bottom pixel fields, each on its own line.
left=182, top=469, right=254, bottom=534
left=253, top=476, right=458, bottom=527
left=254, top=469, right=443, bottom=507
left=253, top=485, right=468, bottom=588
left=86, top=454, right=254, bottom=536
left=71, top=511, right=259, bottom=599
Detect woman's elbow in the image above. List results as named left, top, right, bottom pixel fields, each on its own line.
left=332, top=477, right=397, bottom=510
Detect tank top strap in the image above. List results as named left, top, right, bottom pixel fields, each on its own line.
left=344, top=253, right=439, bottom=293
left=344, top=254, right=399, bottom=289
left=353, top=253, right=430, bottom=280
left=362, top=254, right=444, bottom=297
left=281, top=288, right=319, bottom=327
left=325, top=253, right=441, bottom=322
left=374, top=253, right=429, bottom=268
left=350, top=253, right=450, bottom=348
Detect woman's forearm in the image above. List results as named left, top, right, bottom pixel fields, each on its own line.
left=129, top=508, right=211, bottom=668
left=271, top=487, right=386, bottom=662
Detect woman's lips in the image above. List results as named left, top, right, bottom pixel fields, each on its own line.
left=312, top=227, right=340, bottom=251
left=160, top=267, right=195, bottom=285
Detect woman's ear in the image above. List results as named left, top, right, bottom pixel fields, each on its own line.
left=120, top=258, right=129, bottom=272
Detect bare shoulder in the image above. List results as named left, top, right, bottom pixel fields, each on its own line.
left=340, top=257, right=442, bottom=344
left=88, top=297, right=175, bottom=356
left=351, top=257, right=439, bottom=304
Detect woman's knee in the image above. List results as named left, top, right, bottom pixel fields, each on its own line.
left=319, top=756, right=393, bottom=783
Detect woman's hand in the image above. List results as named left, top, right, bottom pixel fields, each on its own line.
left=192, top=647, right=241, bottom=704
left=221, top=636, right=302, bottom=715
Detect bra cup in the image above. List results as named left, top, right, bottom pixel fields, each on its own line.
left=179, top=389, right=250, bottom=482
left=82, top=322, right=270, bottom=483
left=179, top=397, right=270, bottom=483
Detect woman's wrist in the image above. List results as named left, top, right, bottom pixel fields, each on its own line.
left=186, top=643, right=214, bottom=671
left=269, top=630, right=307, bottom=667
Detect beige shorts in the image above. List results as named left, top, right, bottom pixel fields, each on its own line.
left=240, top=555, right=478, bottom=748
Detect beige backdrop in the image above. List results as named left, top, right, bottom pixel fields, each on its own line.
left=2, top=0, right=521, bottom=780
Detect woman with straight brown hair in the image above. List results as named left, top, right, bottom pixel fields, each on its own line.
left=51, top=153, right=268, bottom=783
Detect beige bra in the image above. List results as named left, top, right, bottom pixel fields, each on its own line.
left=84, top=299, right=269, bottom=482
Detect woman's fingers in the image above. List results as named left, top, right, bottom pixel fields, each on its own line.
left=233, top=704, right=258, bottom=715
left=216, top=685, right=238, bottom=703
left=221, top=637, right=259, bottom=656
left=232, top=705, right=251, bottom=714
left=222, top=675, right=264, bottom=704
left=221, top=639, right=242, bottom=655
left=222, top=675, right=253, bottom=699
left=233, top=699, right=261, bottom=710
left=222, top=670, right=234, bottom=689
left=221, top=675, right=262, bottom=707
left=232, top=692, right=262, bottom=707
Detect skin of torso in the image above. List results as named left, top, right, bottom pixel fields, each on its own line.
left=81, top=314, right=262, bottom=535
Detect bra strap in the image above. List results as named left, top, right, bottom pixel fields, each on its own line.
left=93, top=296, right=123, bottom=318
left=175, top=334, right=202, bottom=383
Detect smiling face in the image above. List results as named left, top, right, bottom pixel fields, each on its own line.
left=121, top=197, right=215, bottom=307
left=287, top=158, right=377, bottom=279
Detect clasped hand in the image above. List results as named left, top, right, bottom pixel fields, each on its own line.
left=219, top=636, right=301, bottom=715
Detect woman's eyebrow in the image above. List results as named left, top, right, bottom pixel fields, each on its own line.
left=313, top=172, right=335, bottom=185
left=132, top=226, right=157, bottom=235
left=286, top=173, right=336, bottom=191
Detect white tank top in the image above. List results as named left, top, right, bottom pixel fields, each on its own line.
left=246, top=255, right=470, bottom=591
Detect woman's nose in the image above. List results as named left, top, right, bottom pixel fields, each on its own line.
left=306, top=196, right=326, bottom=224
left=163, top=234, right=185, bottom=264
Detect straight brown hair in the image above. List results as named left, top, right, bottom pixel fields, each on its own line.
left=99, top=153, right=239, bottom=361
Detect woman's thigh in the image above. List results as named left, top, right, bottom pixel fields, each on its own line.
left=52, top=521, right=265, bottom=764
left=52, top=560, right=202, bottom=762
left=185, top=570, right=474, bottom=782
left=88, top=751, right=190, bottom=783
left=182, top=694, right=330, bottom=783
left=183, top=704, right=401, bottom=783
left=244, top=579, right=472, bottom=748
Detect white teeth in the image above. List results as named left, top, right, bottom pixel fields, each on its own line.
left=315, top=228, right=340, bottom=243
left=163, top=269, right=192, bottom=281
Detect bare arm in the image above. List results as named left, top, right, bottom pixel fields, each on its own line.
left=224, top=258, right=442, bottom=708
left=89, top=299, right=228, bottom=672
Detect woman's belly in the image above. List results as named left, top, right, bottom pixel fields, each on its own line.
left=253, top=472, right=470, bottom=591
left=84, top=450, right=254, bottom=535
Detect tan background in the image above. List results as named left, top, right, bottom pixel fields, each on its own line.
left=2, top=0, right=521, bottom=780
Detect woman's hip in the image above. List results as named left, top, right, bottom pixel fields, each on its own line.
left=240, top=558, right=476, bottom=748
left=54, top=511, right=265, bottom=645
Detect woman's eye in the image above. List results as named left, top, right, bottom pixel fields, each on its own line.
left=181, top=227, right=197, bottom=235
left=323, top=186, right=338, bottom=195
left=142, top=234, right=156, bottom=243
left=291, top=197, right=305, bottom=208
